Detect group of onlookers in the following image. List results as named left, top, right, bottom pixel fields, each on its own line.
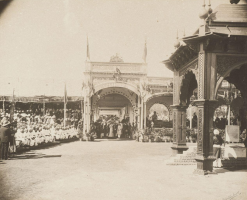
left=0, top=111, right=81, bottom=160
left=89, top=120, right=137, bottom=139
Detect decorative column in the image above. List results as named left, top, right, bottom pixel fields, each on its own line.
left=171, top=105, right=188, bottom=155
left=190, top=106, right=193, bottom=129
left=138, top=95, right=141, bottom=129
left=144, top=101, right=147, bottom=128
left=140, top=97, right=144, bottom=129
left=193, top=47, right=218, bottom=174
left=81, top=100, right=83, bottom=121
left=193, top=100, right=217, bottom=175
left=87, top=96, right=91, bottom=132
left=83, top=97, right=87, bottom=135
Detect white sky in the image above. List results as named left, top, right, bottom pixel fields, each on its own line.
left=0, top=0, right=226, bottom=96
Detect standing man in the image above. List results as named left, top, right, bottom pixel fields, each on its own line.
left=0, top=121, right=11, bottom=160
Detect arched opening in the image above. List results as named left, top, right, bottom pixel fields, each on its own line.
left=149, top=103, right=169, bottom=120
left=179, top=71, right=198, bottom=142
left=147, top=103, right=172, bottom=128
left=97, top=93, right=132, bottom=121
left=92, top=87, right=136, bottom=125
left=214, top=64, right=247, bottom=132
left=180, top=71, right=198, bottom=107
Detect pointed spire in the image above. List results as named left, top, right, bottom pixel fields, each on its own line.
left=86, top=35, right=90, bottom=61
left=174, top=29, right=180, bottom=49
left=142, top=37, right=147, bottom=63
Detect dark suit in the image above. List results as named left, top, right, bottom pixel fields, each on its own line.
left=0, top=126, right=11, bottom=160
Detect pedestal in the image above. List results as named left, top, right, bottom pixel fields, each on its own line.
left=171, top=144, right=189, bottom=156
left=171, top=105, right=188, bottom=155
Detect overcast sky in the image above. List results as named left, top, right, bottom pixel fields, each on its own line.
left=0, top=0, right=226, bottom=96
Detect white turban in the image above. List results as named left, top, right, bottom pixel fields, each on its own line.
left=214, top=129, right=219, bottom=135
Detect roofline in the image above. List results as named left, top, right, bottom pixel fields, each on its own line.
left=87, top=61, right=146, bottom=65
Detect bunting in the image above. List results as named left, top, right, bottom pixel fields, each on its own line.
left=10, top=89, right=15, bottom=123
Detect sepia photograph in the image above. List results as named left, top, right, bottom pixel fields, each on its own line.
left=0, top=0, right=247, bottom=199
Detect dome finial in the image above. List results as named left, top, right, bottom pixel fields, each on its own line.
left=199, top=0, right=208, bottom=20
left=208, top=0, right=213, bottom=14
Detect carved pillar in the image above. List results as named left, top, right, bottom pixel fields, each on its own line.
left=171, top=105, right=188, bottom=155
left=140, top=97, right=144, bottom=129
left=138, top=95, right=141, bottom=129
left=87, top=96, right=91, bottom=132
left=173, top=71, right=180, bottom=105
left=144, top=102, right=147, bottom=128
left=83, top=98, right=87, bottom=134
left=193, top=100, right=217, bottom=175
left=193, top=47, right=218, bottom=175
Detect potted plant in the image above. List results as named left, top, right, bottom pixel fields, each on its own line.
left=148, top=134, right=154, bottom=142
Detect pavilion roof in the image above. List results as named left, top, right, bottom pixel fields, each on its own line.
left=212, top=3, right=247, bottom=24
left=163, top=2, right=247, bottom=72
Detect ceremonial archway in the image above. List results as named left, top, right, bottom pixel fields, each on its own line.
left=82, top=52, right=173, bottom=133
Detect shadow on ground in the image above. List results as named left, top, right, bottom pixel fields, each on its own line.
left=9, top=151, right=62, bottom=160
left=214, top=167, right=247, bottom=174
left=96, top=138, right=135, bottom=142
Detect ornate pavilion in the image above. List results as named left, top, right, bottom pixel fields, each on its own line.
left=163, top=0, right=247, bottom=174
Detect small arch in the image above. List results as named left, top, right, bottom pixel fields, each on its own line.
left=146, top=93, right=172, bottom=103
left=215, top=60, right=247, bottom=99
left=179, top=70, right=198, bottom=107
left=146, top=100, right=172, bottom=120
left=92, top=88, right=136, bottom=109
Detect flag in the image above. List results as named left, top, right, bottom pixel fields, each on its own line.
left=87, top=36, right=90, bottom=60
left=10, top=89, right=15, bottom=123
left=64, top=83, right=68, bottom=104
left=142, top=39, right=147, bottom=63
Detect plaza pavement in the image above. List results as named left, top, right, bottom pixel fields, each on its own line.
left=0, top=140, right=246, bottom=200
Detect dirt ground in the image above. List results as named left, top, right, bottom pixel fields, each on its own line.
left=0, top=140, right=247, bottom=200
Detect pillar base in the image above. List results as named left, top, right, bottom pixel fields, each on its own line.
left=193, top=155, right=216, bottom=175
left=171, top=144, right=189, bottom=156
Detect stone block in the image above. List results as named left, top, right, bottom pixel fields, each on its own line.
left=225, top=125, right=240, bottom=142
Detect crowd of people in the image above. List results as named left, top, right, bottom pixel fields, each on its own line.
left=0, top=110, right=81, bottom=160
left=88, top=116, right=137, bottom=139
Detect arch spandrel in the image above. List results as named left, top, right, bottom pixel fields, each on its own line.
left=91, top=87, right=137, bottom=111
left=214, top=56, right=247, bottom=99
left=93, top=81, right=139, bottom=97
